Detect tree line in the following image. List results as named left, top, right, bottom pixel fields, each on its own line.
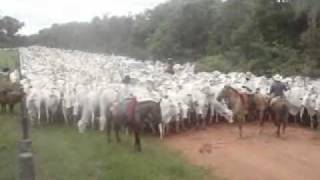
left=0, top=15, right=28, bottom=48
left=1, top=0, right=320, bottom=77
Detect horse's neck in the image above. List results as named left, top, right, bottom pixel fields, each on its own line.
left=228, top=90, right=243, bottom=111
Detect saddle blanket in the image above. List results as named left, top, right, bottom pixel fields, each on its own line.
left=114, top=97, right=137, bottom=121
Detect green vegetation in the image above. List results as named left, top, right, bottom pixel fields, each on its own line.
left=0, top=112, right=19, bottom=180
left=2, top=0, right=320, bottom=77
left=0, top=49, right=18, bottom=69
left=0, top=113, right=214, bottom=180
left=0, top=15, right=26, bottom=48
left=0, top=49, right=18, bottom=82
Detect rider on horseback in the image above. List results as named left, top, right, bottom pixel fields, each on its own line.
left=269, top=74, right=288, bottom=105
left=270, top=74, right=288, bottom=98
left=120, top=75, right=137, bottom=121
left=165, top=58, right=174, bottom=74
left=267, top=74, right=290, bottom=137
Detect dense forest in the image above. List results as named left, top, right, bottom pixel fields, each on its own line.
left=1, top=0, right=320, bottom=77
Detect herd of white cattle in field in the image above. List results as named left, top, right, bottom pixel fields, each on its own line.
left=15, top=46, right=320, bottom=138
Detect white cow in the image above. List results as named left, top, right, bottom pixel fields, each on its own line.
left=26, top=88, right=45, bottom=125
left=159, top=96, right=178, bottom=139
left=44, top=89, right=61, bottom=124
left=301, top=92, right=318, bottom=129
left=285, top=87, right=306, bottom=123
left=98, top=87, right=118, bottom=131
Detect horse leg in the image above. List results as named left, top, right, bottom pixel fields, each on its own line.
left=167, top=120, right=171, bottom=134
left=179, top=114, right=185, bottom=131
left=145, top=114, right=156, bottom=134
left=150, top=122, right=156, bottom=134
left=125, top=125, right=130, bottom=136
left=50, top=111, right=54, bottom=124
left=277, top=124, right=281, bottom=137
left=237, top=115, right=243, bottom=138
left=9, top=104, right=14, bottom=113
left=106, top=116, right=113, bottom=143
left=282, top=118, right=287, bottom=135
left=181, top=119, right=186, bottom=131
left=197, top=114, right=202, bottom=129
left=175, top=119, right=180, bottom=133
left=133, top=126, right=142, bottom=152
left=317, top=113, right=320, bottom=130
left=275, top=113, right=281, bottom=137
left=202, top=115, right=206, bottom=129
left=258, top=111, right=265, bottom=135
left=215, top=112, right=219, bottom=123
left=50, top=110, right=55, bottom=124
left=238, top=123, right=243, bottom=138
left=1, top=103, right=6, bottom=113
left=310, top=114, right=314, bottom=130
left=195, top=113, right=200, bottom=129
left=294, top=115, right=298, bottom=125
left=114, top=123, right=121, bottom=143
left=186, top=111, right=190, bottom=128
left=164, top=123, right=168, bottom=137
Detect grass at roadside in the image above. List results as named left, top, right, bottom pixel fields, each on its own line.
left=0, top=112, right=217, bottom=180
left=0, top=49, right=18, bottom=69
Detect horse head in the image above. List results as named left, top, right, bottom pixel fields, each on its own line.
left=217, top=85, right=232, bottom=102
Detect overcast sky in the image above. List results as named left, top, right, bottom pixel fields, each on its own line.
left=0, top=0, right=168, bottom=35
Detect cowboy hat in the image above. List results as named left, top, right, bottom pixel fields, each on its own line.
left=272, top=74, right=282, bottom=81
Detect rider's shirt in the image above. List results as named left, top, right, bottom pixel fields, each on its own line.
left=270, top=81, right=288, bottom=97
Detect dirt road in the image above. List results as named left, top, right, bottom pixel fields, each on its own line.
left=165, top=123, right=320, bottom=180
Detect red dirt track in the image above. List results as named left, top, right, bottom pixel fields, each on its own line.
left=164, top=123, right=320, bottom=180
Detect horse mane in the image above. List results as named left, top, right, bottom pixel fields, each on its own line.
left=225, top=85, right=241, bottom=96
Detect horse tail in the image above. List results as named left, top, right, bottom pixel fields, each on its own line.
left=279, top=103, right=288, bottom=122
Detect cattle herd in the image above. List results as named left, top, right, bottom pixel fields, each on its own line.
left=1, top=46, right=320, bottom=150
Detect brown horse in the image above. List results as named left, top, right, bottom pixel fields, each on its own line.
left=0, top=89, right=24, bottom=113
left=110, top=99, right=162, bottom=152
left=261, top=97, right=289, bottom=137
left=239, top=91, right=269, bottom=125
left=217, top=86, right=249, bottom=138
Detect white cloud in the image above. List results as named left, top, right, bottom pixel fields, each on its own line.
left=0, top=0, right=168, bottom=35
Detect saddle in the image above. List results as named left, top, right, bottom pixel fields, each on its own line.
left=270, top=96, right=286, bottom=106
left=115, top=97, right=138, bottom=121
